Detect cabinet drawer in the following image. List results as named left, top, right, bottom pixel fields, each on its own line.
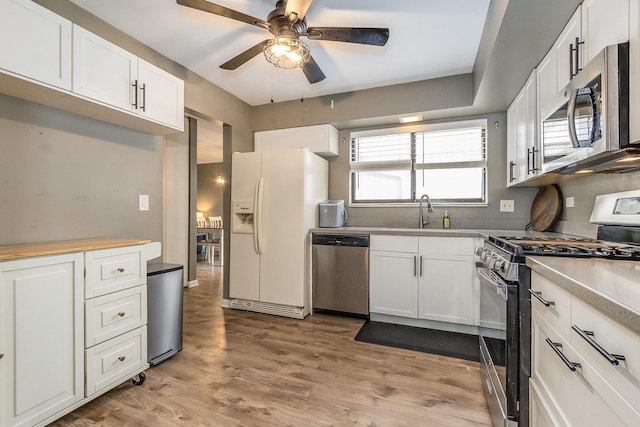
left=530, top=271, right=571, bottom=338
left=419, top=236, right=474, bottom=255
left=85, top=245, right=144, bottom=297
left=532, top=311, right=639, bottom=426
left=85, top=285, right=147, bottom=347
left=85, top=326, right=146, bottom=396
left=570, top=297, right=640, bottom=414
left=370, top=235, right=418, bottom=252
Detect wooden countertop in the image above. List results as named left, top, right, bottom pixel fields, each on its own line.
left=0, top=238, right=151, bottom=261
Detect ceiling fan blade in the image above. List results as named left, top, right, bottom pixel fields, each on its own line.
left=306, top=27, right=389, bottom=46
left=302, top=56, right=326, bottom=84
left=176, top=0, right=269, bottom=29
left=220, top=40, right=270, bottom=70
left=285, top=0, right=313, bottom=21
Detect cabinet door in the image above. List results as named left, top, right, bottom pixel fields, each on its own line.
left=418, top=254, right=474, bottom=325
left=537, top=47, right=560, bottom=120
left=0, top=0, right=72, bottom=90
left=506, top=101, right=518, bottom=186
left=369, top=251, right=418, bottom=318
left=523, top=70, right=540, bottom=177
left=1, top=253, right=83, bottom=427
left=72, top=25, right=137, bottom=112
left=137, top=58, right=184, bottom=131
left=581, top=0, right=629, bottom=64
left=555, top=6, right=582, bottom=93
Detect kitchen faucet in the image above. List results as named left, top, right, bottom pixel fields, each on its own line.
left=418, top=194, right=433, bottom=228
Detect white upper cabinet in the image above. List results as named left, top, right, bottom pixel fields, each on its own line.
left=137, top=58, right=185, bottom=130
left=555, top=7, right=582, bottom=95
left=538, top=0, right=630, bottom=117
left=581, top=0, right=630, bottom=64
left=506, top=69, right=538, bottom=187
left=254, top=124, right=339, bottom=157
left=73, top=25, right=138, bottom=112
left=73, top=25, right=184, bottom=131
left=0, top=0, right=72, bottom=90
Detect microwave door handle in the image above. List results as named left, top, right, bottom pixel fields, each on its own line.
left=567, top=89, right=580, bottom=148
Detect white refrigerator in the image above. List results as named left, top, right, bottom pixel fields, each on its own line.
left=229, top=148, right=328, bottom=318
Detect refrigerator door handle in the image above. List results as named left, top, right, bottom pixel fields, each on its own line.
left=254, top=177, right=265, bottom=255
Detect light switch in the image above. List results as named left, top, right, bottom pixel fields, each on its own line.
left=139, top=194, right=149, bottom=211
left=566, top=196, right=575, bottom=208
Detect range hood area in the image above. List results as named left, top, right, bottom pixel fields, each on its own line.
left=558, top=147, right=640, bottom=175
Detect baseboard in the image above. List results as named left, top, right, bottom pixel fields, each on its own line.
left=220, top=298, right=231, bottom=308
left=187, top=279, right=199, bottom=288
left=228, top=299, right=305, bottom=319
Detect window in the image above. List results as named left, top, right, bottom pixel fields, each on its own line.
left=350, top=120, right=487, bottom=205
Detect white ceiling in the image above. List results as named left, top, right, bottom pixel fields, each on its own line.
left=69, top=0, right=491, bottom=107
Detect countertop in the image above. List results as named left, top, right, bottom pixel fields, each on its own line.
left=527, top=256, right=640, bottom=335
left=0, top=238, right=152, bottom=261
left=310, top=227, right=567, bottom=239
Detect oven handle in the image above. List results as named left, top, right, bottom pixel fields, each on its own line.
left=475, top=262, right=508, bottom=300
left=545, top=338, right=581, bottom=371
left=529, top=289, right=555, bottom=307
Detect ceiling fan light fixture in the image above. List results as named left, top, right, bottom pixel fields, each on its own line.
left=263, top=36, right=310, bottom=69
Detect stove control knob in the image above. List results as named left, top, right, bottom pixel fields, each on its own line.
left=494, top=259, right=505, bottom=272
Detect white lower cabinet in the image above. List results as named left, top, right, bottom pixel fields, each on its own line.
left=369, top=235, right=475, bottom=326
left=530, top=271, right=640, bottom=426
left=370, top=249, right=419, bottom=317
left=0, top=243, right=149, bottom=427
left=0, top=253, right=84, bottom=427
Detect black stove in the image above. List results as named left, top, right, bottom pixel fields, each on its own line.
left=487, top=235, right=640, bottom=261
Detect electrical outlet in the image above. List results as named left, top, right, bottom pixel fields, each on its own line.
left=139, top=194, right=149, bottom=211
left=566, top=196, right=575, bottom=208
left=500, top=200, right=515, bottom=212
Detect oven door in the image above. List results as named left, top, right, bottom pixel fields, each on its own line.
left=475, top=262, right=518, bottom=426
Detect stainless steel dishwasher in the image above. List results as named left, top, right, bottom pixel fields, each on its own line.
left=312, top=234, right=369, bottom=316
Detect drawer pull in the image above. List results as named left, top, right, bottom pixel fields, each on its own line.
left=572, top=325, right=626, bottom=365
left=0, top=353, right=4, bottom=359
left=530, top=289, right=555, bottom=307
left=117, top=267, right=125, bottom=273
left=117, top=312, right=126, bottom=317
left=118, top=356, right=126, bottom=362
left=546, top=338, right=581, bottom=371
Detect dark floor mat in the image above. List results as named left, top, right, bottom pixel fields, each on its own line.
left=354, top=321, right=480, bottom=362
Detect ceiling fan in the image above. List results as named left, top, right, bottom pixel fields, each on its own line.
left=176, top=0, right=390, bottom=84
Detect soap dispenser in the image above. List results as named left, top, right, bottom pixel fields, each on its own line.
left=443, top=211, right=450, bottom=229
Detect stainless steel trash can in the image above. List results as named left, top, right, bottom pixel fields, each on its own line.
left=147, top=263, right=184, bottom=365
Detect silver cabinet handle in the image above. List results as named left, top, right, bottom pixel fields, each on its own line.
left=572, top=325, right=625, bottom=365
left=118, top=356, right=126, bottom=362
left=419, top=256, right=423, bottom=277
left=0, top=353, right=4, bottom=359
left=546, top=338, right=581, bottom=371
left=413, top=256, right=417, bottom=277
left=530, top=289, right=555, bottom=307
left=117, top=312, right=125, bottom=317
left=117, top=267, right=125, bottom=273
left=132, top=79, right=139, bottom=108
left=140, top=83, right=146, bottom=112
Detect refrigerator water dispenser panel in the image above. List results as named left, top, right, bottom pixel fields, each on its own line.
left=232, top=201, right=254, bottom=233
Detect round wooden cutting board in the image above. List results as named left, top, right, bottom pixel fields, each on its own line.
left=530, top=185, right=563, bottom=231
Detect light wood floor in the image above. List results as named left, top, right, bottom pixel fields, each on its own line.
left=52, top=263, right=492, bottom=426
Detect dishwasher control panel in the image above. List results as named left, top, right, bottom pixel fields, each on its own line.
left=312, top=234, right=370, bottom=247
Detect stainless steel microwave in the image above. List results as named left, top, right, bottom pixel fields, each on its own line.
left=541, top=42, right=635, bottom=174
